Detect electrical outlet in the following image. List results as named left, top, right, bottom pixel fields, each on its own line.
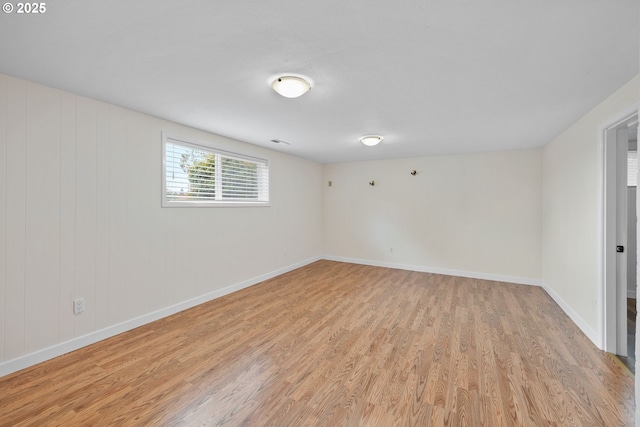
left=73, top=298, right=85, bottom=315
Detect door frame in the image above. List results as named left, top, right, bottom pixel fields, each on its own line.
left=599, top=105, right=638, bottom=353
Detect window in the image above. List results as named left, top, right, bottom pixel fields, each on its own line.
left=162, top=134, right=269, bottom=206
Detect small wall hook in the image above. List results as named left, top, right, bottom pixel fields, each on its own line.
left=410, top=170, right=417, bottom=176
left=369, top=180, right=375, bottom=186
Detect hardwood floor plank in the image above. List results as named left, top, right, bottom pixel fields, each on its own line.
left=0, top=261, right=634, bottom=426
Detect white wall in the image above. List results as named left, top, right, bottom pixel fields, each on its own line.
left=542, top=75, right=639, bottom=342
left=0, top=74, right=323, bottom=373
left=628, top=187, right=637, bottom=298
left=323, top=150, right=542, bottom=283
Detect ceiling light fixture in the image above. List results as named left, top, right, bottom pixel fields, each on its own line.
left=360, top=135, right=384, bottom=146
left=271, top=76, right=311, bottom=98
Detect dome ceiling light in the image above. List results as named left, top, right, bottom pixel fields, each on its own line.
left=359, top=135, right=384, bottom=146
left=271, top=76, right=311, bottom=98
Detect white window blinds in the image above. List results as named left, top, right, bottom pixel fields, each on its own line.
left=163, top=135, right=269, bottom=206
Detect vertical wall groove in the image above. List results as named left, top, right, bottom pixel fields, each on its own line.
left=22, top=81, right=26, bottom=355
left=0, top=75, right=6, bottom=361
left=58, top=91, right=62, bottom=343
left=4, top=77, right=26, bottom=360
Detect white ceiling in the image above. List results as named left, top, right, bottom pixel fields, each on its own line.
left=0, top=0, right=638, bottom=163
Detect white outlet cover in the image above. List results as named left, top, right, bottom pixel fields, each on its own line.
left=73, top=298, right=85, bottom=314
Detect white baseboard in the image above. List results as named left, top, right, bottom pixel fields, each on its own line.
left=540, top=281, right=600, bottom=348
left=628, top=290, right=637, bottom=299
left=322, top=255, right=542, bottom=287
left=0, top=256, right=602, bottom=378
left=324, top=256, right=601, bottom=348
left=0, top=256, right=321, bottom=378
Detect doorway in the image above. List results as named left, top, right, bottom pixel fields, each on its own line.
left=622, top=119, right=638, bottom=371
left=602, top=109, right=638, bottom=372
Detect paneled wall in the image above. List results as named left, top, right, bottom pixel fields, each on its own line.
left=0, top=74, right=323, bottom=365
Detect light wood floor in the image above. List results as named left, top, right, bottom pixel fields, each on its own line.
left=0, top=260, right=634, bottom=426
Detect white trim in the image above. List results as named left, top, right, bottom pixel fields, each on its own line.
left=1, top=255, right=606, bottom=379
left=628, top=290, right=637, bottom=299
left=598, top=103, right=640, bottom=132
left=541, top=281, right=600, bottom=347
left=598, top=105, right=639, bottom=351
left=0, top=256, right=320, bottom=378
left=322, top=255, right=541, bottom=286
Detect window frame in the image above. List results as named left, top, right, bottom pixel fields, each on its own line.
left=162, top=133, right=270, bottom=208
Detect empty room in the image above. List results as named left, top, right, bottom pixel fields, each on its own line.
left=0, top=1, right=639, bottom=426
